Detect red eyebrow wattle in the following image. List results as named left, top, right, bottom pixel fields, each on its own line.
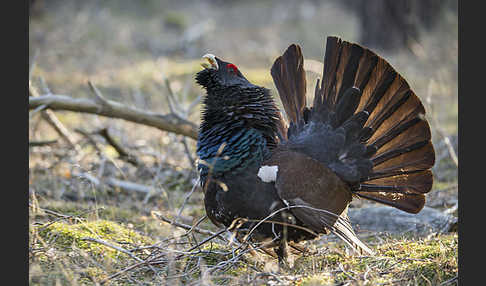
left=227, top=63, right=238, bottom=73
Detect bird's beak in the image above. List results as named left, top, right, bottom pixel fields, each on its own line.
left=201, top=54, right=218, bottom=70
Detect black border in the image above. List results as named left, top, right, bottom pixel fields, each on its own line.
left=458, top=1, right=481, bottom=285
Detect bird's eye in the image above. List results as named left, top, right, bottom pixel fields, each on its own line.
left=227, top=64, right=238, bottom=74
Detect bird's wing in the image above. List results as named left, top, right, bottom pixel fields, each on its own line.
left=264, top=148, right=374, bottom=255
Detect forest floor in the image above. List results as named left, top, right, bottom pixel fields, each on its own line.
left=29, top=1, right=458, bottom=285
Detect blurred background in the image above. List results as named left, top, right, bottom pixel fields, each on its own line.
left=29, top=0, right=458, bottom=284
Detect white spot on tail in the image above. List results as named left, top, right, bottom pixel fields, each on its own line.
left=257, top=165, right=279, bottom=183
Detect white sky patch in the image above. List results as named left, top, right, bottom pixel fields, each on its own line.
left=257, top=165, right=279, bottom=183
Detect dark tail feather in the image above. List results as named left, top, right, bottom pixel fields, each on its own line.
left=334, top=87, right=361, bottom=128
left=313, top=36, right=435, bottom=214
left=271, top=44, right=307, bottom=127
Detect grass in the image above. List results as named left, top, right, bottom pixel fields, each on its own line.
left=29, top=0, right=457, bottom=285
left=29, top=185, right=458, bottom=285
left=29, top=200, right=457, bottom=285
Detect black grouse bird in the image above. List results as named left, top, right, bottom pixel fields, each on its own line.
left=195, top=36, right=435, bottom=263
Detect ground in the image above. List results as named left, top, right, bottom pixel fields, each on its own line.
left=29, top=0, right=458, bottom=285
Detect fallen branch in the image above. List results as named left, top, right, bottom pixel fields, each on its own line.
left=29, top=84, right=82, bottom=152
left=106, top=177, right=155, bottom=194
left=74, top=172, right=155, bottom=194
left=29, top=94, right=198, bottom=140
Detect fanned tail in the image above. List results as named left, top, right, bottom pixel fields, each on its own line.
left=313, top=36, right=435, bottom=214
left=272, top=36, right=435, bottom=214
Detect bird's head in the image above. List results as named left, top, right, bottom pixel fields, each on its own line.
left=195, top=53, right=281, bottom=150
left=195, top=54, right=252, bottom=90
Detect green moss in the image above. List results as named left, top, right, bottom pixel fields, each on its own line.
left=37, top=200, right=172, bottom=238
left=83, top=266, right=108, bottom=282
left=37, top=219, right=153, bottom=260
left=293, top=233, right=457, bottom=285
left=378, top=234, right=456, bottom=260
left=297, top=273, right=333, bottom=286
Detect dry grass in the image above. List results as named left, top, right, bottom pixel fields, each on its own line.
left=29, top=0, right=458, bottom=285
left=29, top=194, right=457, bottom=285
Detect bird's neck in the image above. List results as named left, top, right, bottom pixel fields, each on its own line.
left=197, top=86, right=281, bottom=181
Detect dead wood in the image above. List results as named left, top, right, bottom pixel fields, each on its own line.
left=74, top=172, right=156, bottom=194
left=29, top=83, right=82, bottom=152
left=29, top=93, right=199, bottom=140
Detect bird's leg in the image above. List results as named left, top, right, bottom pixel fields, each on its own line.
left=276, top=236, right=289, bottom=269
left=276, top=215, right=290, bottom=269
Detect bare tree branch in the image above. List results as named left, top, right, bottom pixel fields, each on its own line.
left=29, top=94, right=198, bottom=140
left=29, top=84, right=82, bottom=152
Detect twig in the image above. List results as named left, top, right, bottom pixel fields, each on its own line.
left=99, top=260, right=146, bottom=284
left=88, top=81, right=111, bottom=108
left=163, top=79, right=178, bottom=114
left=423, top=92, right=458, bottom=168
left=29, top=94, right=198, bottom=139
left=29, top=84, right=81, bottom=152
left=439, top=275, right=458, bottom=285
left=338, top=263, right=357, bottom=281
left=30, top=203, right=71, bottom=219
left=162, top=79, right=197, bottom=167
left=73, top=129, right=128, bottom=179
left=186, top=95, right=201, bottom=115
left=96, top=127, right=141, bottom=166
left=441, top=135, right=458, bottom=167
left=151, top=211, right=228, bottom=241
left=74, top=128, right=104, bottom=154
left=175, top=178, right=200, bottom=222
left=289, top=241, right=311, bottom=254
left=105, top=177, right=155, bottom=194
left=29, top=103, right=48, bottom=119
left=100, top=226, right=226, bottom=285
left=73, top=171, right=153, bottom=194
left=33, top=204, right=104, bottom=230
left=184, top=228, right=229, bottom=253
left=29, top=139, right=58, bottom=147
left=81, top=237, right=144, bottom=262
left=41, top=110, right=81, bottom=151
left=181, top=137, right=196, bottom=168
left=188, top=216, right=209, bottom=235
left=242, top=205, right=333, bottom=242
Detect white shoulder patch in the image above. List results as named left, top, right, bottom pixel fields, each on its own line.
left=257, top=165, right=279, bottom=183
